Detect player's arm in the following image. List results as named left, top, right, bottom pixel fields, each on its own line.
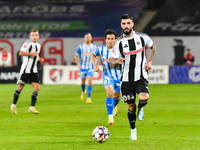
left=92, top=53, right=100, bottom=73
left=19, top=51, right=38, bottom=56
left=75, top=54, right=81, bottom=69
left=144, top=43, right=156, bottom=71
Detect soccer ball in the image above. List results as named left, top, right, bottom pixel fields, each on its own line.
left=92, top=126, right=109, bottom=143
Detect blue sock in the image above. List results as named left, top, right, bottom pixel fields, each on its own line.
left=106, top=97, right=113, bottom=115
left=87, top=85, right=92, bottom=98
left=113, top=97, right=120, bottom=107
left=81, top=84, right=85, bottom=93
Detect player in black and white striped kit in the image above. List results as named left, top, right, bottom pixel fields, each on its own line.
left=112, top=14, right=156, bottom=140
left=11, top=29, right=44, bottom=114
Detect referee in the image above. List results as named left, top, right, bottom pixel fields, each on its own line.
left=112, top=14, right=156, bottom=140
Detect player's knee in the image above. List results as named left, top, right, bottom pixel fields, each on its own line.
left=107, top=91, right=114, bottom=98
left=138, top=99, right=148, bottom=107
left=138, top=92, right=149, bottom=100
left=34, top=85, right=40, bottom=92
left=128, top=103, right=136, bottom=112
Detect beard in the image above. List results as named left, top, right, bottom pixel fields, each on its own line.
left=123, top=28, right=132, bottom=36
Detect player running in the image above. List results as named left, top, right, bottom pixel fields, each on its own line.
left=75, top=33, right=96, bottom=103
left=92, top=29, right=121, bottom=125
left=111, top=14, right=156, bottom=140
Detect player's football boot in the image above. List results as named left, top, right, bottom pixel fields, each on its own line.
left=137, top=103, right=144, bottom=121
left=11, top=104, right=17, bottom=114
left=113, top=106, right=117, bottom=117
left=80, top=90, right=87, bottom=100
left=130, top=128, right=137, bottom=140
left=108, top=117, right=114, bottom=125
left=86, top=98, right=92, bottom=104
left=28, top=107, right=39, bottom=114
left=80, top=93, right=85, bottom=100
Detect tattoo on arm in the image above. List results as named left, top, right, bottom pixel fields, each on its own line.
left=149, top=44, right=156, bottom=62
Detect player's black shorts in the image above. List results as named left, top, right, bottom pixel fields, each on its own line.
left=121, top=79, right=149, bottom=104
left=17, top=73, right=40, bottom=85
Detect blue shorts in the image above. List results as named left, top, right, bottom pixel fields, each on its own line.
left=103, top=74, right=120, bottom=93
left=79, top=68, right=94, bottom=79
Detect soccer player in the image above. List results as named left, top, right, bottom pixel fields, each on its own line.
left=111, top=14, right=156, bottom=140
left=75, top=33, right=96, bottom=103
left=92, top=29, right=121, bottom=125
left=11, top=29, right=44, bottom=114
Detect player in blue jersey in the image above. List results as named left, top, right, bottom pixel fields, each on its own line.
left=92, top=29, right=121, bottom=125
left=75, top=33, right=96, bottom=104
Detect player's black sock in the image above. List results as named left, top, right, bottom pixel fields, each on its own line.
left=13, top=89, right=21, bottom=104
left=128, top=109, right=136, bottom=129
left=139, top=99, right=148, bottom=107
left=31, top=91, right=38, bottom=106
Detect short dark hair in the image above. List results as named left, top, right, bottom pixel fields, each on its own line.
left=104, top=29, right=117, bottom=39
left=121, top=14, right=133, bottom=22
left=187, top=48, right=190, bottom=51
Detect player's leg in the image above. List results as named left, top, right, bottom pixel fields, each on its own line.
left=80, top=69, right=87, bottom=100
left=121, top=81, right=137, bottom=140
left=113, top=81, right=121, bottom=117
left=86, top=69, right=94, bottom=104
left=11, top=73, right=26, bottom=114
left=28, top=82, right=40, bottom=114
left=86, top=76, right=93, bottom=103
left=105, top=84, right=114, bottom=125
left=11, top=84, right=24, bottom=114
left=128, top=103, right=137, bottom=140
left=136, top=79, right=149, bottom=121
left=113, top=91, right=120, bottom=117
left=28, top=73, right=40, bottom=114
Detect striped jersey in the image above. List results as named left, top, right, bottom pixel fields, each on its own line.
left=113, top=31, right=153, bottom=82
left=94, top=45, right=122, bottom=82
left=20, top=39, right=41, bottom=74
left=76, top=43, right=96, bottom=69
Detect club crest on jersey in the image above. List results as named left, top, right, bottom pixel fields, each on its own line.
left=49, top=69, right=63, bottom=82
left=123, top=47, right=143, bottom=55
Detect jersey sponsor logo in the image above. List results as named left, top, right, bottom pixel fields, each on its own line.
left=49, top=69, right=63, bottom=82
left=123, top=47, right=143, bottom=55
left=83, top=52, right=92, bottom=55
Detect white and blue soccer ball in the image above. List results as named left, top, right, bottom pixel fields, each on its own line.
left=92, top=126, right=109, bottom=143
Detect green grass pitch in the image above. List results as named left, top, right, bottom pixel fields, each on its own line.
left=0, top=84, right=200, bottom=150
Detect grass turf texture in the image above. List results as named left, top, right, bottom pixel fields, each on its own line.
left=0, top=84, right=200, bottom=150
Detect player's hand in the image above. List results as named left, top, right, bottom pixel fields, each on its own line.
left=144, top=61, right=152, bottom=71
left=94, top=67, right=101, bottom=73
left=117, top=58, right=125, bottom=64
left=77, top=64, right=81, bottom=69
left=40, top=57, right=44, bottom=63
